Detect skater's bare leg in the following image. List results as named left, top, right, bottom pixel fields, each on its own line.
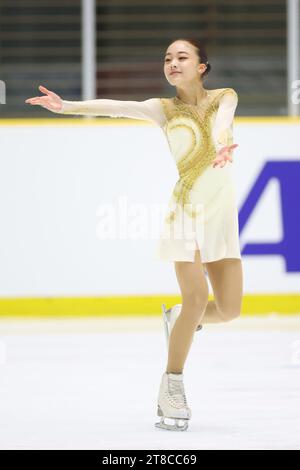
left=198, top=299, right=226, bottom=324
left=166, top=249, right=209, bottom=374
left=200, top=258, right=243, bottom=324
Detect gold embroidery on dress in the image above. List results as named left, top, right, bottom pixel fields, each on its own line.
left=159, top=88, right=236, bottom=224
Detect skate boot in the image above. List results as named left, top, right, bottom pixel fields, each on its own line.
left=155, top=371, right=191, bottom=431
left=162, top=303, right=202, bottom=347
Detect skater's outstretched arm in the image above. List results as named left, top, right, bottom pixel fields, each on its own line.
left=212, top=88, right=239, bottom=169
left=25, top=85, right=166, bottom=127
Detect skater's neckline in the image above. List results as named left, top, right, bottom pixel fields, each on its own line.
left=173, top=89, right=226, bottom=109
left=174, top=89, right=213, bottom=108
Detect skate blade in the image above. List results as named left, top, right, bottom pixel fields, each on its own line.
left=155, top=405, right=189, bottom=431
left=162, top=303, right=170, bottom=346
left=162, top=303, right=170, bottom=321
left=155, top=417, right=188, bottom=431
left=163, top=303, right=202, bottom=334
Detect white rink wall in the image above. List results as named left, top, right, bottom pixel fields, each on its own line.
left=0, top=118, right=299, bottom=296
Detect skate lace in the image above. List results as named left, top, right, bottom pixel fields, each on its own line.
left=167, top=377, right=187, bottom=408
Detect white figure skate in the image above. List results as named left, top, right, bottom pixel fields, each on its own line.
left=162, top=303, right=202, bottom=347
left=155, top=371, right=191, bottom=431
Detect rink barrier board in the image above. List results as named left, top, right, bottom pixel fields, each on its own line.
left=0, top=294, right=299, bottom=317
left=0, top=117, right=299, bottom=305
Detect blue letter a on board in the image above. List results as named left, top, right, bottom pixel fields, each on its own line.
left=239, top=160, right=300, bottom=272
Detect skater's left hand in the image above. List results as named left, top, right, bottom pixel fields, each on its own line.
left=212, top=144, right=238, bottom=168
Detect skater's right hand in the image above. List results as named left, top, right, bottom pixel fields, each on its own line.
left=25, top=85, right=63, bottom=112
left=212, top=144, right=239, bottom=169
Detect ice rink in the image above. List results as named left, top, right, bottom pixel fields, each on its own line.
left=0, top=314, right=299, bottom=450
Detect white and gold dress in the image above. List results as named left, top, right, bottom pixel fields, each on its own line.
left=56, top=88, right=241, bottom=264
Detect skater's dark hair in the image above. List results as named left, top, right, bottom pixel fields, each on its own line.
left=166, top=38, right=211, bottom=79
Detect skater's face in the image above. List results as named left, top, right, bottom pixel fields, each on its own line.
left=163, top=41, right=207, bottom=86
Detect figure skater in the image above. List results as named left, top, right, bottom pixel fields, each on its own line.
left=25, top=38, right=243, bottom=432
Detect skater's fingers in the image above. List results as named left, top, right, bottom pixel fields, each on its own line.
left=225, top=148, right=234, bottom=159
left=229, top=143, right=238, bottom=150
left=25, top=97, right=47, bottom=105
left=25, top=99, right=42, bottom=105
left=25, top=97, right=40, bottom=103
left=218, top=144, right=238, bottom=157
left=213, top=146, right=234, bottom=167
left=218, top=146, right=227, bottom=155
left=38, top=85, right=52, bottom=95
left=26, top=97, right=43, bottom=102
left=212, top=154, right=223, bottom=163
left=39, top=85, right=58, bottom=98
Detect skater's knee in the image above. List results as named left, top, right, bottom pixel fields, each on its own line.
left=218, top=304, right=241, bottom=322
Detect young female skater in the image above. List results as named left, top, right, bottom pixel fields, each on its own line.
left=25, top=38, right=243, bottom=432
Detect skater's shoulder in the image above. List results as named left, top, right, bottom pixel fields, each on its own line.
left=214, top=87, right=238, bottom=100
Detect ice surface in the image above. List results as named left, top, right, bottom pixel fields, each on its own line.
left=0, top=315, right=299, bottom=450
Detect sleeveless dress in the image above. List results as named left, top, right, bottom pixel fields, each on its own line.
left=56, top=88, right=241, bottom=264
